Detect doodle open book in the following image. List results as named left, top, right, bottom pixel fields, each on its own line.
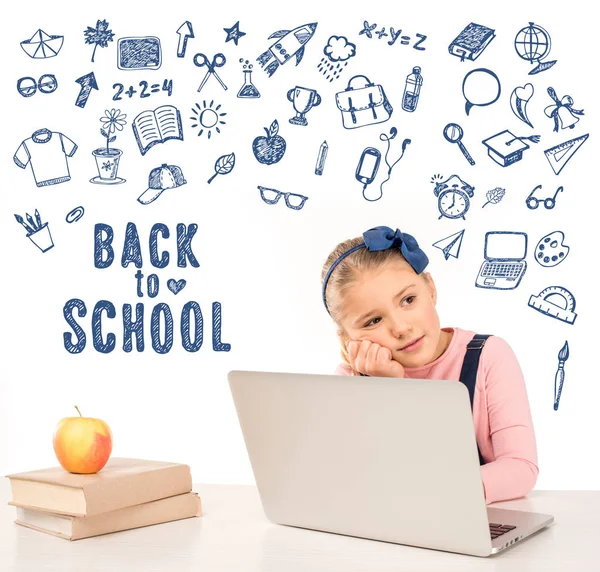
left=132, top=105, right=183, bottom=155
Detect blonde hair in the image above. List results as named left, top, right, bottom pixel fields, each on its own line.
left=321, top=234, right=429, bottom=369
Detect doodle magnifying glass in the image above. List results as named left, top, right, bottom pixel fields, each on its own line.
left=443, top=123, right=475, bottom=165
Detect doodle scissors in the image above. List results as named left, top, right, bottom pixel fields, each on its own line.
left=193, top=52, right=228, bottom=93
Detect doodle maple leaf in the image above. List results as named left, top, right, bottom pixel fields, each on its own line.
left=84, top=19, right=115, bottom=63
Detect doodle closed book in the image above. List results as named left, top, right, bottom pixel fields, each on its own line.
left=5, top=458, right=192, bottom=517
left=449, top=23, right=496, bottom=62
left=13, top=492, right=202, bottom=541
left=132, top=105, right=183, bottom=155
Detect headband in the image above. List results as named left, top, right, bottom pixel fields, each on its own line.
left=322, top=225, right=429, bottom=315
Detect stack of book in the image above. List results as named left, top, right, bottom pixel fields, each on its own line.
left=5, top=457, right=202, bottom=540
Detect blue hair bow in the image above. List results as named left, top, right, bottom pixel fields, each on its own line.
left=322, top=225, right=429, bottom=315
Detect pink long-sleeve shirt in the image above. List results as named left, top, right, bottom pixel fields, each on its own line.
left=334, top=327, right=539, bottom=505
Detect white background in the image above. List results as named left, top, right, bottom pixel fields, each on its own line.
left=0, top=0, right=598, bottom=490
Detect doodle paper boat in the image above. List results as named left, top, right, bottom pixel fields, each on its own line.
left=20, top=29, right=64, bottom=59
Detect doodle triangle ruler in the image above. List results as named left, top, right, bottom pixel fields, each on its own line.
left=544, top=134, right=589, bottom=175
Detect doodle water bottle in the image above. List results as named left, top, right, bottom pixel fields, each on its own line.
left=402, top=66, right=423, bottom=112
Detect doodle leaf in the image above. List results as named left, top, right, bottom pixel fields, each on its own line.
left=482, top=187, right=505, bottom=208
left=108, top=136, right=116, bottom=143
left=215, top=152, right=235, bottom=175
left=269, top=120, right=279, bottom=138
left=84, top=19, right=115, bottom=62
left=101, top=128, right=109, bottom=138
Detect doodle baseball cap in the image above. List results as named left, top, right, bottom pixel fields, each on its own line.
left=137, top=164, right=187, bottom=205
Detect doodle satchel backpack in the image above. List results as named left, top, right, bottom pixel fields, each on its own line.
left=335, top=75, right=393, bottom=129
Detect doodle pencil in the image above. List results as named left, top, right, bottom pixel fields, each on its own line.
left=14, top=214, right=36, bottom=234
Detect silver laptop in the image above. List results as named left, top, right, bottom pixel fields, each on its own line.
left=227, top=370, right=554, bottom=557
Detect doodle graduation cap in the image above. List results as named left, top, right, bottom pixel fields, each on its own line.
left=20, top=29, right=64, bottom=59
left=481, top=129, right=540, bottom=167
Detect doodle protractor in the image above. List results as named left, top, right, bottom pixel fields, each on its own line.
left=510, top=83, right=534, bottom=128
left=528, top=285, right=577, bottom=324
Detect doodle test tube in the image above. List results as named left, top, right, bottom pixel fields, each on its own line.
left=315, top=140, right=328, bottom=175
left=402, top=66, right=422, bottom=112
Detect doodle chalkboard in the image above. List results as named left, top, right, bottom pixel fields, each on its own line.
left=117, top=36, right=162, bottom=70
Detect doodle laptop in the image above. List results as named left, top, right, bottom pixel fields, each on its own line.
left=475, top=231, right=527, bottom=290
left=227, top=370, right=554, bottom=558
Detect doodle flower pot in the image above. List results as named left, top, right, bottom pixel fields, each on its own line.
left=27, top=223, right=54, bottom=253
left=92, top=148, right=122, bottom=181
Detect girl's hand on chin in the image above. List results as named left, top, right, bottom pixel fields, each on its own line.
left=347, top=339, right=406, bottom=378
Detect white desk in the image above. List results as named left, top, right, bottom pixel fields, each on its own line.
left=0, top=480, right=597, bottom=571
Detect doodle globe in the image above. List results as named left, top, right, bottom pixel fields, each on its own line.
left=514, top=22, right=551, bottom=62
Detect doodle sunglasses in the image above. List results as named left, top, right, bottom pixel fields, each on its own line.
left=258, top=185, right=309, bottom=210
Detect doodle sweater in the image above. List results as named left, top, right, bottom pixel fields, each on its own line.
left=334, top=327, right=539, bottom=505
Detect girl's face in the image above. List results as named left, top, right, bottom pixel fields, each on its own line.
left=337, top=260, right=449, bottom=368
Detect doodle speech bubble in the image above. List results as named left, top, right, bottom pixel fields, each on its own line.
left=462, top=68, right=501, bottom=115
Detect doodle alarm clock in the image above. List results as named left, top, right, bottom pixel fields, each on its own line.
left=433, top=174, right=475, bottom=220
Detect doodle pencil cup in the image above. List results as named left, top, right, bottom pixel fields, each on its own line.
left=27, top=223, right=54, bottom=253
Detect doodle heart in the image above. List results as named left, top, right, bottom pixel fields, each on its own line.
left=510, top=84, right=535, bottom=128
left=317, top=36, right=356, bottom=82
left=167, top=279, right=187, bottom=295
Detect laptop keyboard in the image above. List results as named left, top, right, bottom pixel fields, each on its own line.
left=489, top=522, right=517, bottom=540
left=481, top=262, right=522, bottom=278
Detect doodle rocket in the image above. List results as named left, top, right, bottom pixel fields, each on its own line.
left=257, top=22, right=317, bottom=77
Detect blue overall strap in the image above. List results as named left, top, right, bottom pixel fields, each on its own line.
left=458, top=334, right=492, bottom=466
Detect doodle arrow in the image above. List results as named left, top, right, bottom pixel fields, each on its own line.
left=176, top=21, right=194, bottom=58
left=74, top=72, right=98, bottom=108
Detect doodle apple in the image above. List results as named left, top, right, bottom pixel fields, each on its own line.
left=53, top=406, right=112, bottom=474
left=252, top=120, right=287, bottom=165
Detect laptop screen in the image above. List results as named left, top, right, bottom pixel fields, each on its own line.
left=484, top=232, right=527, bottom=261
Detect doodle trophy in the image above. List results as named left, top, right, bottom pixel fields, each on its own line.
left=287, top=86, right=321, bottom=126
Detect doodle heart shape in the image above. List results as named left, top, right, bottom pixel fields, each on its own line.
left=514, top=83, right=534, bottom=102
left=167, top=279, right=187, bottom=295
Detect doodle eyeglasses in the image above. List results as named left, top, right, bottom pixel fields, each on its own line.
left=17, top=74, right=58, bottom=97
left=258, top=186, right=309, bottom=210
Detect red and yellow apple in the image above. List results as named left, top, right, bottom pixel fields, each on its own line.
left=53, top=406, right=112, bottom=474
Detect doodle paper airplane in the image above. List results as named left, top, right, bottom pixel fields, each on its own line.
left=433, top=230, right=465, bottom=260
left=544, top=133, right=589, bottom=175
left=20, top=29, right=64, bottom=59
left=256, top=22, right=317, bottom=77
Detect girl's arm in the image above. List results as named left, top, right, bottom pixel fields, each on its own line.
left=479, top=336, right=539, bottom=504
